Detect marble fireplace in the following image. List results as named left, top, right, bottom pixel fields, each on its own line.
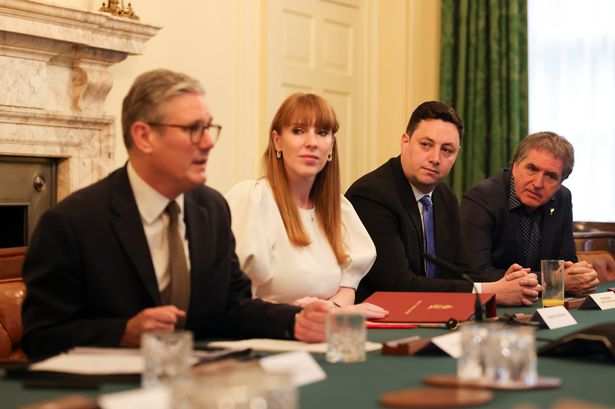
left=0, top=0, right=159, bottom=245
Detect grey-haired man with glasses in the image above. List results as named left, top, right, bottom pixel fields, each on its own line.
left=22, top=69, right=330, bottom=358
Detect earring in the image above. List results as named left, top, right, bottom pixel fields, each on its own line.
left=327, top=153, right=333, bottom=162
left=276, top=150, right=282, bottom=159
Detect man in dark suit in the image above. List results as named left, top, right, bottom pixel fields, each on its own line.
left=21, top=69, right=329, bottom=358
left=460, top=131, right=599, bottom=296
left=346, top=101, right=541, bottom=304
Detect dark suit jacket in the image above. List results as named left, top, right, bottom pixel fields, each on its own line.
left=346, top=157, right=473, bottom=302
left=459, top=169, right=577, bottom=281
left=21, top=166, right=298, bottom=358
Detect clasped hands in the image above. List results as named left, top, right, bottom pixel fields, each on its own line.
left=484, top=264, right=542, bottom=306
left=563, top=260, right=599, bottom=296
left=493, top=260, right=600, bottom=306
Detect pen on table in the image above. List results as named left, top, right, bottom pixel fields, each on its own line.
left=193, top=348, right=257, bottom=365
left=414, top=318, right=459, bottom=330
left=367, top=322, right=417, bottom=329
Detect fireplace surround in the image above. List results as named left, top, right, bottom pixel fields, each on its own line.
left=0, top=155, right=55, bottom=247
left=0, top=0, right=159, bottom=244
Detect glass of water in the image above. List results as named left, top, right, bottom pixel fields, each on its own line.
left=141, top=331, right=193, bottom=388
left=171, top=367, right=297, bottom=409
left=325, top=312, right=366, bottom=363
left=457, top=322, right=502, bottom=381
left=485, top=326, right=537, bottom=387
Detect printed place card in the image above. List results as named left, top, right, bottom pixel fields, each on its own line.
left=531, top=305, right=577, bottom=329
left=260, top=351, right=326, bottom=387
left=579, top=291, right=615, bottom=310
left=430, top=331, right=461, bottom=358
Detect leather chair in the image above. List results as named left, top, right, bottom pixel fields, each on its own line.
left=577, top=250, right=615, bottom=282
left=0, top=246, right=27, bottom=361
left=573, top=226, right=615, bottom=283
left=574, top=231, right=615, bottom=254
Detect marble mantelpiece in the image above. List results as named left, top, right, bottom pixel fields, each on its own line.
left=0, top=0, right=160, bottom=199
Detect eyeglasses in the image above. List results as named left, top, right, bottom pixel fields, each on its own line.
left=147, top=121, right=222, bottom=144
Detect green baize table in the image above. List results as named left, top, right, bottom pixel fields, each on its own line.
left=3, top=282, right=615, bottom=409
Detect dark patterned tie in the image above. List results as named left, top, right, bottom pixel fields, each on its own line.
left=520, top=212, right=541, bottom=270
left=165, top=201, right=189, bottom=328
left=419, top=195, right=437, bottom=278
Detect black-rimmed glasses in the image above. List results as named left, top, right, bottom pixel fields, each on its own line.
left=147, top=121, right=222, bottom=144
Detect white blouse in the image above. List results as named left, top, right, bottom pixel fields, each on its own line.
left=225, top=179, right=376, bottom=304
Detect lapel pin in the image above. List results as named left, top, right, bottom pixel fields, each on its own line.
left=549, top=208, right=555, bottom=216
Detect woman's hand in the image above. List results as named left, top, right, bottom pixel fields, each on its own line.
left=338, top=302, right=388, bottom=319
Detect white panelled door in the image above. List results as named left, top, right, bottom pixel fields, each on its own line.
left=267, top=0, right=370, bottom=190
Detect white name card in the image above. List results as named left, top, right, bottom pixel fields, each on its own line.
left=531, top=305, right=577, bottom=329
left=260, top=351, right=326, bottom=387
left=430, top=331, right=462, bottom=358
left=580, top=291, right=615, bottom=310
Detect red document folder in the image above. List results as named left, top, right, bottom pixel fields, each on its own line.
left=364, top=292, right=496, bottom=323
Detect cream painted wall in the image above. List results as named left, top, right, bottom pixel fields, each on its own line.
left=407, top=0, right=441, bottom=115
left=103, top=1, right=249, bottom=194
left=48, top=0, right=441, bottom=191
left=374, top=0, right=441, bottom=164
left=50, top=0, right=261, bottom=193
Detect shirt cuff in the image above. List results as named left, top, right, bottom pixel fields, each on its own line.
left=473, top=282, right=482, bottom=293
left=286, top=312, right=299, bottom=339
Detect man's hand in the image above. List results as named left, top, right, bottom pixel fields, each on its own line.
left=120, top=306, right=186, bottom=347
left=484, top=266, right=541, bottom=306
left=338, top=302, right=389, bottom=319
left=293, top=300, right=332, bottom=343
left=564, top=260, right=599, bottom=296
left=504, top=263, right=529, bottom=279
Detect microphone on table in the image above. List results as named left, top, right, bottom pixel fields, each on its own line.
left=421, top=252, right=483, bottom=322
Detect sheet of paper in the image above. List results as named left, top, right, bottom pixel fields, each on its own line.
left=99, top=386, right=169, bottom=409
left=29, top=346, right=246, bottom=375
left=430, top=331, right=461, bottom=358
left=30, top=352, right=144, bottom=375
left=260, top=351, right=327, bottom=386
left=207, top=338, right=381, bottom=353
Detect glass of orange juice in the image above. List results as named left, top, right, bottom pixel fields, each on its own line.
left=541, top=260, right=565, bottom=307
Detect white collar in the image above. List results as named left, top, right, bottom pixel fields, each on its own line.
left=410, top=183, right=434, bottom=203
left=127, top=161, right=185, bottom=224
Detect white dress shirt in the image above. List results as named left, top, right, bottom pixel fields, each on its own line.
left=127, top=162, right=190, bottom=292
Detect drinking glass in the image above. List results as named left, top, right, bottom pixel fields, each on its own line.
left=485, top=326, right=537, bottom=387
left=325, top=312, right=366, bottom=363
left=141, top=331, right=193, bottom=388
left=171, top=367, right=297, bottom=409
left=457, top=322, right=501, bottom=381
left=541, top=259, right=565, bottom=307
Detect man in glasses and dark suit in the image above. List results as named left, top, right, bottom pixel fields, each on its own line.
left=21, top=69, right=329, bottom=358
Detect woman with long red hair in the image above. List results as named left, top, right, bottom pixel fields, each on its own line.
left=226, top=93, right=386, bottom=317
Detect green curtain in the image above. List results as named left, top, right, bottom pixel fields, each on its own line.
left=440, top=0, right=528, bottom=198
